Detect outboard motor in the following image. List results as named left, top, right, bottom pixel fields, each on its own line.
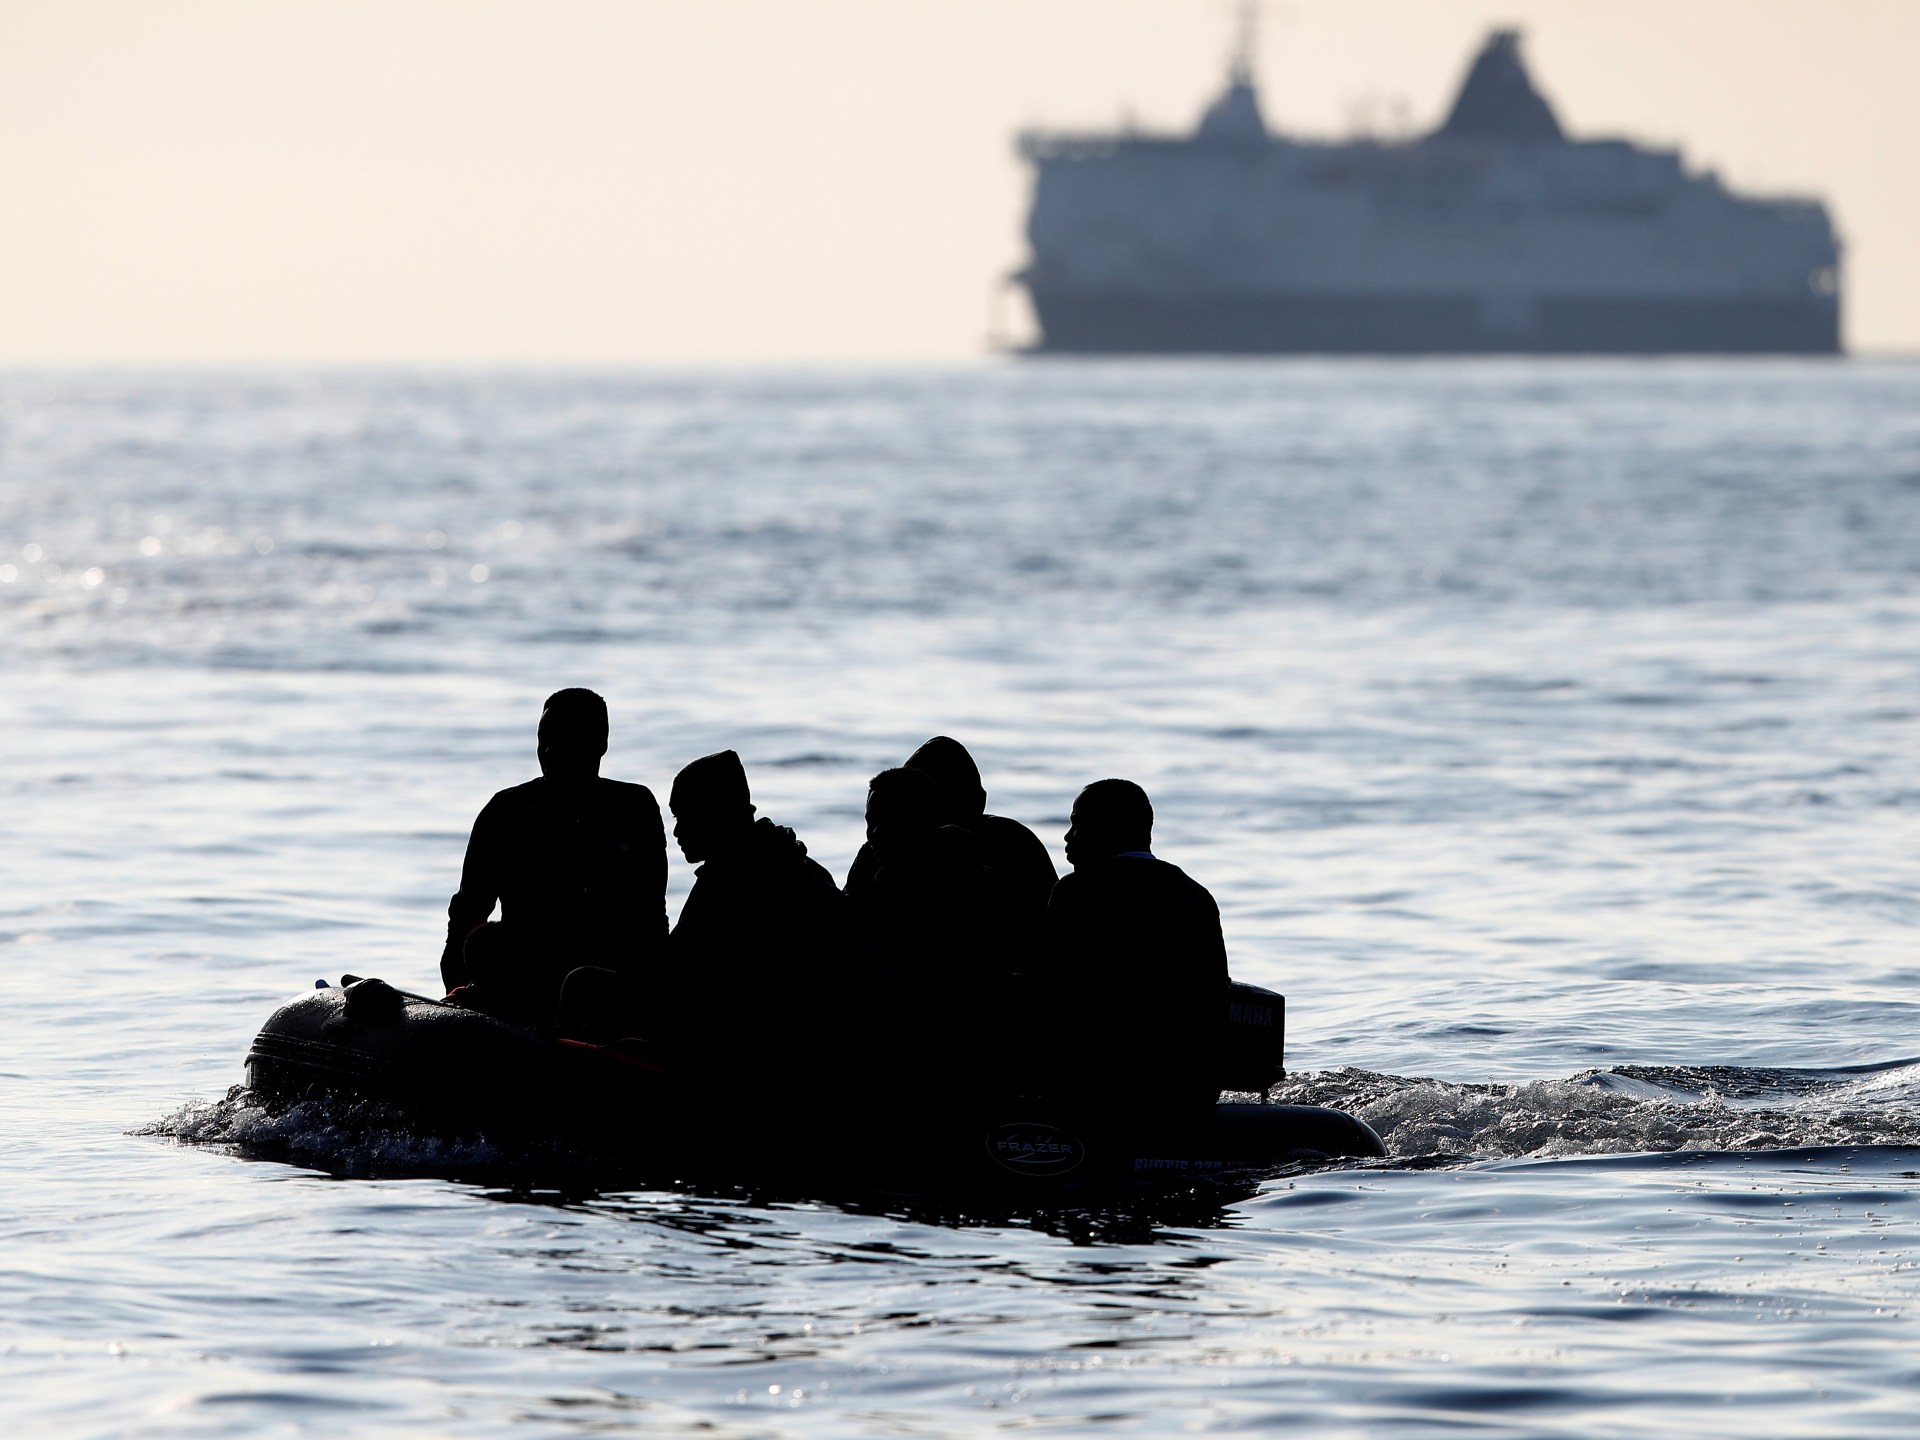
left=1218, top=981, right=1285, bottom=1094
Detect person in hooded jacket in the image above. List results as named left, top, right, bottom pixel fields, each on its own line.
left=855, top=767, right=993, bottom=961
left=658, top=750, right=869, bottom=1089
left=440, top=689, right=666, bottom=1025
left=853, top=765, right=1027, bottom=1096
left=844, top=736, right=1056, bottom=949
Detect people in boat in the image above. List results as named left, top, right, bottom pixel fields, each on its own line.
left=1038, top=778, right=1229, bottom=1126
left=844, top=736, right=1057, bottom=942
left=655, top=749, right=869, bottom=1088
left=440, top=689, right=667, bottom=1024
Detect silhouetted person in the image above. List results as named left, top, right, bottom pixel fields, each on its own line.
left=856, top=768, right=998, bottom=974
left=845, top=736, right=1057, bottom=947
left=1040, top=779, right=1228, bottom=1128
left=440, top=689, right=667, bottom=1023
left=856, top=765, right=1026, bottom=1097
left=660, top=750, right=867, bottom=1092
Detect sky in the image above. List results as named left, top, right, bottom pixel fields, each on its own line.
left=0, top=0, right=1913, bottom=363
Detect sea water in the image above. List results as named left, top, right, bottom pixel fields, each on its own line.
left=3, top=360, right=1917, bottom=1436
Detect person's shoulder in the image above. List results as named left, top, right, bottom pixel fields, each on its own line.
left=1046, top=862, right=1136, bottom=918
left=931, top=823, right=990, bottom=866
left=977, top=811, right=1040, bottom=841
left=1131, top=853, right=1190, bottom=879
left=1140, top=856, right=1219, bottom=906
left=845, top=840, right=879, bottom=891
left=1108, top=853, right=1206, bottom=892
left=978, top=812, right=1051, bottom=853
left=598, top=777, right=661, bottom=810
left=480, top=777, right=543, bottom=813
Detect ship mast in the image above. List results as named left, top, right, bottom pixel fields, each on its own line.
left=1228, top=0, right=1261, bottom=85
left=1196, top=0, right=1270, bottom=140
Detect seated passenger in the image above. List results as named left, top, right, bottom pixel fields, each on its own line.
left=856, top=766, right=1022, bottom=1091
left=440, top=689, right=667, bottom=1022
left=856, top=768, right=1001, bottom=968
left=844, top=736, right=1057, bottom=943
left=1040, top=779, right=1229, bottom=1126
left=660, top=750, right=867, bottom=1087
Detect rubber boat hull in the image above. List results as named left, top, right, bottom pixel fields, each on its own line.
left=244, top=978, right=1385, bottom=1190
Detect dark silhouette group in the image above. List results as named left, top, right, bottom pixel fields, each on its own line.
left=441, top=689, right=1232, bottom=1127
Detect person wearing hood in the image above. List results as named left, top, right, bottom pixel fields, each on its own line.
left=854, top=765, right=1023, bottom=1093
left=856, top=765, right=1001, bottom=975
left=845, top=736, right=1057, bottom=943
left=440, top=689, right=666, bottom=1025
left=658, top=749, right=868, bottom=1085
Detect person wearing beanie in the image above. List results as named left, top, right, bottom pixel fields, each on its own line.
left=844, top=735, right=1057, bottom=947
left=1039, top=778, right=1229, bottom=1128
left=440, top=689, right=667, bottom=1023
left=658, top=750, right=869, bottom=1090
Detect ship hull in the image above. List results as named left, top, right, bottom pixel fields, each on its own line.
left=1026, top=290, right=1840, bottom=356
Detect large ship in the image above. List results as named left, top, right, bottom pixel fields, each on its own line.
left=1014, top=29, right=1841, bottom=354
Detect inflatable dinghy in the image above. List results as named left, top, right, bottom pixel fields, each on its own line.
left=244, top=976, right=1384, bottom=1190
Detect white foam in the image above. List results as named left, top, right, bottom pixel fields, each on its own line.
left=1273, top=1065, right=1920, bottom=1159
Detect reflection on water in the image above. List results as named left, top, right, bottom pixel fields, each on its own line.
left=4, top=361, right=1920, bottom=1435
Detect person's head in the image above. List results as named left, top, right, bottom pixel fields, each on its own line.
left=537, top=688, right=609, bottom=781
left=903, top=736, right=986, bottom=824
left=865, top=766, right=944, bottom=862
left=1065, top=778, right=1153, bottom=868
left=670, top=750, right=755, bottom=862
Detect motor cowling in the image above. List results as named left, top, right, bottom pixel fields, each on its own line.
left=1218, top=981, right=1285, bottom=1094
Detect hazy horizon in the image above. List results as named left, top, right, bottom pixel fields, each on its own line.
left=2, top=0, right=1914, bottom=363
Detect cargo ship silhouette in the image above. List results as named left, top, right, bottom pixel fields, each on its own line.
left=1014, top=28, right=1841, bottom=354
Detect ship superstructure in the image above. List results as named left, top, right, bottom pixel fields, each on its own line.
left=1015, top=30, right=1841, bottom=354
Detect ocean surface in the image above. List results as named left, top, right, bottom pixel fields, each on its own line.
left=3, top=359, right=1918, bottom=1436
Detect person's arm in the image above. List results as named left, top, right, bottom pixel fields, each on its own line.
left=639, top=785, right=668, bottom=954
left=441, top=797, right=503, bottom=990
left=1012, top=822, right=1060, bottom=896
left=1182, top=883, right=1233, bottom=1063
left=1036, top=872, right=1082, bottom=987
left=999, top=821, right=1061, bottom=960
left=1030, top=872, right=1091, bottom=1088
left=591, top=784, right=669, bottom=981
left=844, top=841, right=880, bottom=900
left=656, top=872, right=716, bottom=1037
left=1199, top=888, right=1230, bottom=990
